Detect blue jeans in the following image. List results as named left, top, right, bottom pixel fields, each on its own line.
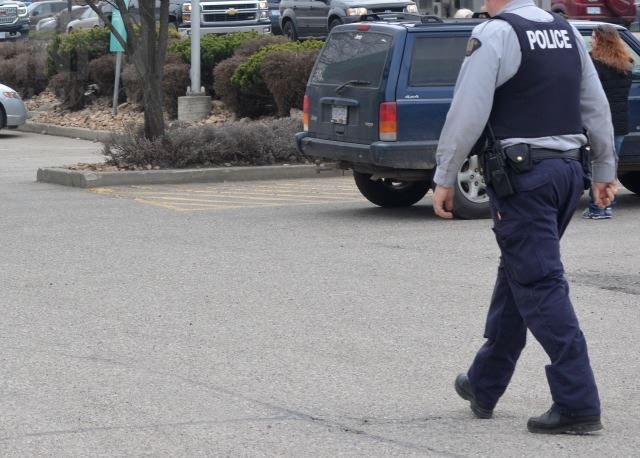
left=588, top=135, right=623, bottom=211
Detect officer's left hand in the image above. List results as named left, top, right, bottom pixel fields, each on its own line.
left=433, top=185, right=455, bottom=219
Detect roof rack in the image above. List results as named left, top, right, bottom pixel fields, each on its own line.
left=358, top=13, right=444, bottom=24
left=420, top=15, right=444, bottom=23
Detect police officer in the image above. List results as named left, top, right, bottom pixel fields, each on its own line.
left=432, top=0, right=618, bottom=434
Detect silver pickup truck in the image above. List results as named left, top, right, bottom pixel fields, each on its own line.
left=179, top=0, right=272, bottom=36
left=0, top=0, right=29, bottom=40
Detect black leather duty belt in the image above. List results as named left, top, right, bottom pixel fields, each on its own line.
left=530, top=148, right=581, bottom=161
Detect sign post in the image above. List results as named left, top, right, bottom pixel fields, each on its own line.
left=110, top=0, right=130, bottom=116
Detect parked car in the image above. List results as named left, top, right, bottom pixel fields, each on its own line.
left=279, top=0, right=418, bottom=39
left=66, top=5, right=104, bottom=32
left=35, top=4, right=87, bottom=31
left=0, top=83, right=27, bottom=130
left=0, top=0, right=30, bottom=40
left=551, top=0, right=636, bottom=27
left=415, top=1, right=636, bottom=26
left=296, top=18, right=640, bottom=218
left=25, top=0, right=67, bottom=28
left=179, top=0, right=272, bottom=36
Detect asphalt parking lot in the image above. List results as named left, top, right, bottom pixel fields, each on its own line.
left=2, top=131, right=640, bottom=456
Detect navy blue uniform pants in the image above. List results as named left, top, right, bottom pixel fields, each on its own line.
left=467, top=158, right=601, bottom=417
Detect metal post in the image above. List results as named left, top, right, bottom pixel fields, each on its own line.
left=112, top=51, right=123, bottom=116
left=190, top=0, right=202, bottom=95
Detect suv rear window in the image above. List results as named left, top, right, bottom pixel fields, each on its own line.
left=409, top=36, right=468, bottom=86
left=311, top=31, right=392, bottom=88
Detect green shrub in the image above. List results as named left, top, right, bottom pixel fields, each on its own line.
left=233, top=35, right=289, bottom=58
left=47, top=27, right=110, bottom=77
left=231, top=40, right=322, bottom=93
left=168, top=31, right=265, bottom=92
left=104, top=117, right=306, bottom=169
left=29, top=29, right=57, bottom=43
left=162, top=62, right=191, bottom=119
left=213, top=54, right=272, bottom=119
left=260, top=50, right=318, bottom=117
left=48, top=72, right=86, bottom=110
left=0, top=43, right=49, bottom=98
left=88, top=54, right=117, bottom=97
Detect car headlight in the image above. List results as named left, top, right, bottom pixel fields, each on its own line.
left=405, top=4, right=418, bottom=13
left=259, top=1, right=268, bottom=9
left=346, top=7, right=368, bottom=16
left=18, top=6, right=27, bottom=16
left=3, top=91, right=20, bottom=99
left=260, top=10, right=268, bottom=19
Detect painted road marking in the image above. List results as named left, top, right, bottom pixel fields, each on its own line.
left=88, top=177, right=365, bottom=212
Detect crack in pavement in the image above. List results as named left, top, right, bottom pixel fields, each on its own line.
left=3, top=345, right=469, bottom=457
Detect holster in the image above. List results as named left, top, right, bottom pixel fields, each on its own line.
left=481, top=141, right=515, bottom=199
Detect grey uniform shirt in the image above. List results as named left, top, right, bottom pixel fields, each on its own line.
left=433, top=0, right=617, bottom=188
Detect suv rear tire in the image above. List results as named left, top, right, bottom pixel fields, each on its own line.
left=619, top=171, right=640, bottom=194
left=453, top=154, right=491, bottom=219
left=329, top=18, right=343, bottom=31
left=353, top=172, right=431, bottom=207
left=283, top=20, right=297, bottom=40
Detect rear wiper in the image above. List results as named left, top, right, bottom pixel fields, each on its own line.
left=335, top=80, right=371, bottom=94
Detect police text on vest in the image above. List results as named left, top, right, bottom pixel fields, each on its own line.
left=526, top=29, right=572, bottom=50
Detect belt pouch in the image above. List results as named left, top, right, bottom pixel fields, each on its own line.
left=503, top=143, right=533, bottom=173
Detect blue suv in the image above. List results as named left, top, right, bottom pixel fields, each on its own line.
left=295, top=17, right=640, bottom=218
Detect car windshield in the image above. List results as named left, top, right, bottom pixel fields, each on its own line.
left=311, top=31, right=392, bottom=88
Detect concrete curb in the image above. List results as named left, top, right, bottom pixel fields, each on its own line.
left=18, top=121, right=114, bottom=142
left=24, top=121, right=349, bottom=187
left=37, top=164, right=349, bottom=188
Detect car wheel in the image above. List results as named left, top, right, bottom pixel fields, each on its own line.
left=619, top=171, right=640, bottom=194
left=0, top=104, right=6, bottom=129
left=453, top=153, right=491, bottom=219
left=329, top=18, right=343, bottom=31
left=353, top=171, right=431, bottom=208
left=283, top=20, right=297, bottom=40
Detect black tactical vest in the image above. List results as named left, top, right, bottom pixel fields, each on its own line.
left=489, top=13, right=583, bottom=139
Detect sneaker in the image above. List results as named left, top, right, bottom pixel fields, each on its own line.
left=604, top=207, right=613, bottom=218
left=582, top=207, right=611, bottom=220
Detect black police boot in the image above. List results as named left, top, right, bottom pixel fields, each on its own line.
left=527, top=406, right=603, bottom=434
left=454, top=373, right=493, bottom=419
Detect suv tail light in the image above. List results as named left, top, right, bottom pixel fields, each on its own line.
left=379, top=102, right=397, bottom=141
left=303, top=95, right=309, bottom=131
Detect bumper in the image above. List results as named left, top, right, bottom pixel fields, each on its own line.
left=296, top=132, right=437, bottom=170
left=179, top=23, right=271, bottom=37
left=0, top=20, right=30, bottom=39
left=2, top=97, right=27, bottom=127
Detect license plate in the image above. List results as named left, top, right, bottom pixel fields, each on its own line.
left=587, top=7, right=601, bottom=14
left=331, top=105, right=348, bottom=125
left=0, top=32, right=5, bottom=39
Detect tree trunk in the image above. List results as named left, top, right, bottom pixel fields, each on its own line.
left=143, top=76, right=165, bottom=140
left=84, top=0, right=170, bottom=141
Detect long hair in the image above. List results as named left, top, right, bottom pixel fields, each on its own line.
left=591, top=24, right=633, bottom=74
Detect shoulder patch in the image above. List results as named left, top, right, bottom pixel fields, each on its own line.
left=466, top=38, right=482, bottom=57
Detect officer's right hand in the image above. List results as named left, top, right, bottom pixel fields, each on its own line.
left=433, top=185, right=455, bottom=219
left=592, top=181, right=618, bottom=208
